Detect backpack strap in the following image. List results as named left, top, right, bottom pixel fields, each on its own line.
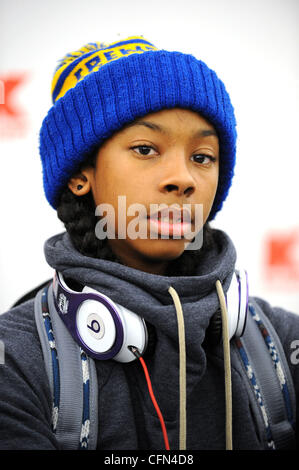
left=34, top=283, right=98, bottom=450
left=232, top=299, right=296, bottom=450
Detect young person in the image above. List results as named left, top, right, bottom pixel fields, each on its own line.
left=0, top=36, right=298, bottom=451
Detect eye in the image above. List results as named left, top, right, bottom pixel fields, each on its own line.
left=131, top=145, right=157, bottom=156
left=191, top=154, right=217, bottom=165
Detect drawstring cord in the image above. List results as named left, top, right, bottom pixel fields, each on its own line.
left=168, top=287, right=187, bottom=451
left=215, top=280, right=233, bottom=450
left=168, top=280, right=233, bottom=451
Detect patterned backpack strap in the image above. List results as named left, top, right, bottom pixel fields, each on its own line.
left=232, top=299, right=296, bottom=450
left=34, top=282, right=98, bottom=449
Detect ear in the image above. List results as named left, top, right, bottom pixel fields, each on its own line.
left=67, top=167, right=94, bottom=197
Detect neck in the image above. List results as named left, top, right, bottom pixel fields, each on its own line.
left=107, top=240, right=170, bottom=275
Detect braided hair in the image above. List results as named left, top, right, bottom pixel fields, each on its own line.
left=56, top=154, right=215, bottom=276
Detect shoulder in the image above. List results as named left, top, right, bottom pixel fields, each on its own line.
left=0, top=297, right=47, bottom=387
left=251, top=296, right=299, bottom=346
left=0, top=297, right=40, bottom=356
left=0, top=295, right=51, bottom=408
left=1, top=296, right=36, bottom=329
left=0, top=297, right=59, bottom=449
left=250, top=296, right=299, bottom=385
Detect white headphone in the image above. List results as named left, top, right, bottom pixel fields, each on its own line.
left=52, top=269, right=248, bottom=363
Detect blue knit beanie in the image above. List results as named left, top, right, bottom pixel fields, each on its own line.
left=39, top=36, right=237, bottom=220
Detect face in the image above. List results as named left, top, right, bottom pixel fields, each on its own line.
left=68, top=108, right=219, bottom=274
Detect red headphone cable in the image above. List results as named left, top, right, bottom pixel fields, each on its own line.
left=129, top=346, right=170, bottom=451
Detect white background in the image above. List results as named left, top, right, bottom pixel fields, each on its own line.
left=0, top=0, right=299, bottom=314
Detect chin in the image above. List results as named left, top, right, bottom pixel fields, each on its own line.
left=138, top=238, right=188, bottom=262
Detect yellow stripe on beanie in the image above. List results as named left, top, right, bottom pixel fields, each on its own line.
left=52, top=36, right=158, bottom=103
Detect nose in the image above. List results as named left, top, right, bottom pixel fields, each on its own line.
left=158, top=154, right=196, bottom=198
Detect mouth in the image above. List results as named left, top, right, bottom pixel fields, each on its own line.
left=147, top=206, right=193, bottom=238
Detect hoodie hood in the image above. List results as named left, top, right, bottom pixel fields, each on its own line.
left=44, top=228, right=236, bottom=420
left=43, top=229, right=236, bottom=350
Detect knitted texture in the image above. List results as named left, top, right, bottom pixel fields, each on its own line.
left=39, top=36, right=237, bottom=219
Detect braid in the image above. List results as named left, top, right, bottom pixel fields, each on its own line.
left=57, top=187, right=119, bottom=261
left=56, top=149, right=119, bottom=262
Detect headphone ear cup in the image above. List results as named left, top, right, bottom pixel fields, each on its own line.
left=82, top=286, right=148, bottom=363
left=76, top=298, right=118, bottom=356
left=204, top=270, right=249, bottom=348
left=54, top=272, right=149, bottom=363
left=112, top=303, right=148, bottom=363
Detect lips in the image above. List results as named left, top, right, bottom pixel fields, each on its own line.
left=148, top=206, right=192, bottom=224
left=147, top=206, right=193, bottom=237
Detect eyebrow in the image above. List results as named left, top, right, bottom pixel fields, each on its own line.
left=124, top=120, right=218, bottom=138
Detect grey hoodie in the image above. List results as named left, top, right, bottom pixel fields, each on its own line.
left=0, top=229, right=298, bottom=450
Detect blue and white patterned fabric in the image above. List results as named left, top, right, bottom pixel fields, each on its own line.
left=41, top=288, right=60, bottom=433
left=248, top=304, right=295, bottom=430
left=235, top=302, right=295, bottom=450
left=41, top=285, right=91, bottom=449
left=79, top=348, right=91, bottom=449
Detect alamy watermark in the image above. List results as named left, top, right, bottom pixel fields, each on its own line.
left=0, top=340, right=4, bottom=365
left=94, top=196, right=204, bottom=250
left=290, top=340, right=299, bottom=365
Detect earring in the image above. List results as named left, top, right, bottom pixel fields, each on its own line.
left=77, top=184, right=83, bottom=190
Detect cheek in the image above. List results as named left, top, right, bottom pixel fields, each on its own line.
left=210, top=172, right=219, bottom=198
left=97, top=150, right=149, bottom=194
left=209, top=164, right=219, bottom=193
left=92, top=161, right=125, bottom=205
left=200, top=171, right=219, bottom=217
